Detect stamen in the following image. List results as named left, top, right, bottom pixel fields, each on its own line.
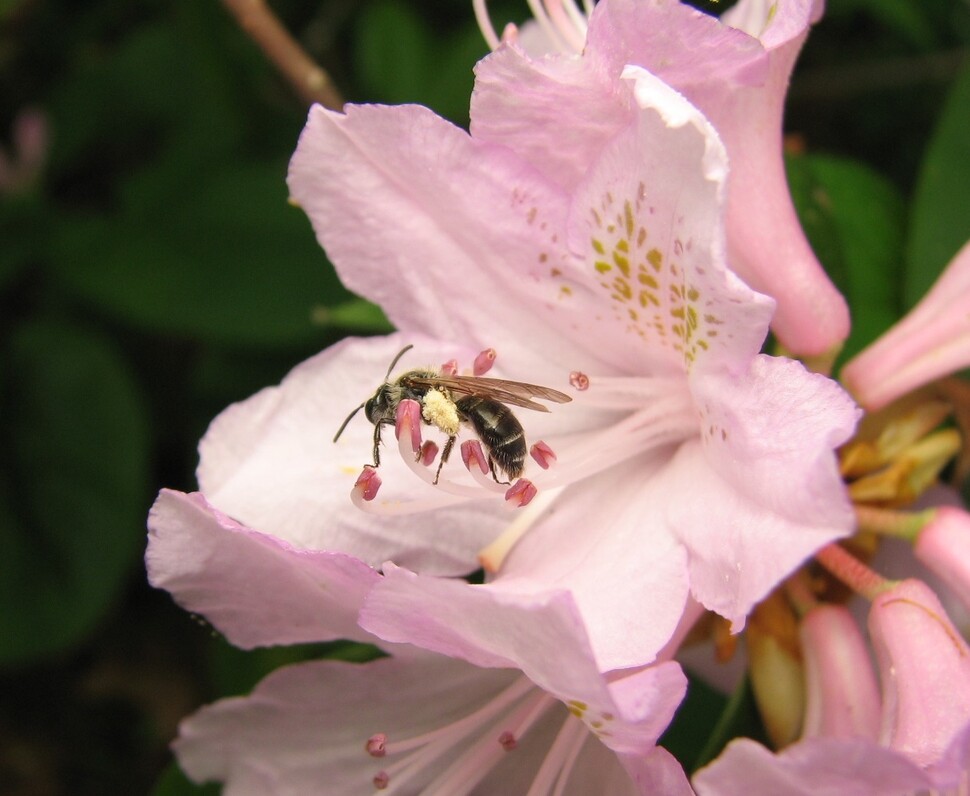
left=461, top=440, right=490, bottom=474
left=568, top=371, right=589, bottom=391
left=420, top=690, right=555, bottom=796
left=474, top=348, right=497, bottom=375
left=498, top=730, right=517, bottom=751
left=353, top=466, right=382, bottom=502
left=525, top=716, right=587, bottom=796
left=540, top=0, right=586, bottom=51
left=397, top=427, right=503, bottom=498
left=472, top=0, right=502, bottom=49
left=558, top=0, right=590, bottom=38
left=419, top=440, right=439, bottom=467
left=366, top=677, right=539, bottom=793
left=441, top=358, right=459, bottom=376
left=530, top=440, right=557, bottom=469
left=505, top=478, right=538, bottom=508
left=501, top=22, right=520, bottom=44
left=479, top=487, right=564, bottom=573
left=366, top=733, right=387, bottom=757
left=373, top=771, right=389, bottom=790
left=395, top=399, right=423, bottom=454
left=524, top=0, right=573, bottom=52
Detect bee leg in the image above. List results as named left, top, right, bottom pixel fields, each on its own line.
left=488, top=457, right=510, bottom=486
left=434, top=435, right=457, bottom=485
left=372, top=422, right=384, bottom=467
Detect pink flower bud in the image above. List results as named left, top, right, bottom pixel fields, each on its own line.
left=915, top=507, right=970, bottom=613
left=843, top=239, right=970, bottom=410
left=868, top=579, right=970, bottom=768
left=800, top=604, right=880, bottom=740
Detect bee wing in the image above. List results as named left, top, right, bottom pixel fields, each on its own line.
left=403, top=374, right=572, bottom=412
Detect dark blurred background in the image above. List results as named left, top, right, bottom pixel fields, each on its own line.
left=0, top=0, right=967, bottom=792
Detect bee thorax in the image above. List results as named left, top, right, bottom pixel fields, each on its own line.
left=421, top=389, right=461, bottom=436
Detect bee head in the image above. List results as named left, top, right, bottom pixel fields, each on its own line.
left=365, top=384, right=396, bottom=424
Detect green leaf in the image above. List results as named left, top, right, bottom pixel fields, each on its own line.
left=660, top=672, right=766, bottom=773
left=47, top=163, right=351, bottom=346
left=0, top=320, right=149, bottom=665
left=313, top=298, right=393, bottom=333
left=152, top=762, right=219, bottom=796
left=906, top=63, right=970, bottom=308
left=787, top=152, right=906, bottom=359
left=354, top=0, right=485, bottom=124
left=807, top=154, right=906, bottom=359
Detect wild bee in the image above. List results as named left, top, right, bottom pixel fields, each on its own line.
left=334, top=345, right=572, bottom=484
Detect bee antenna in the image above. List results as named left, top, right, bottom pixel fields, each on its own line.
left=384, top=344, right=414, bottom=380
left=333, top=402, right=366, bottom=443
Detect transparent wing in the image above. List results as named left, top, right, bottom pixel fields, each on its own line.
left=401, top=374, right=572, bottom=412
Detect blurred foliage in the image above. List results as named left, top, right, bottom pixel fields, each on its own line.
left=0, top=0, right=967, bottom=792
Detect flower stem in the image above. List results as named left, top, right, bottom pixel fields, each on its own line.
left=220, top=0, right=344, bottom=109
left=814, top=543, right=894, bottom=601
left=854, top=505, right=936, bottom=541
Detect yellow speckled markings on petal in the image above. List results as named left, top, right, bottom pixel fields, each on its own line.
left=565, top=698, right=617, bottom=739
left=583, top=182, right=720, bottom=367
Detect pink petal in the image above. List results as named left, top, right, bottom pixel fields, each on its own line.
left=493, top=467, right=692, bottom=671
left=146, top=489, right=379, bottom=647
left=287, top=102, right=600, bottom=381
left=564, top=66, right=775, bottom=376
left=842, top=239, right=970, bottom=410
left=670, top=355, right=857, bottom=627
left=360, top=563, right=688, bottom=754
left=196, top=334, right=516, bottom=575
left=693, top=737, right=932, bottom=796
left=472, top=0, right=848, bottom=356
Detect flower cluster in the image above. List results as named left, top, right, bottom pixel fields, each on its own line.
left=148, top=0, right=970, bottom=793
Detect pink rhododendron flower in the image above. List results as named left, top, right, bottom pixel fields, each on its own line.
left=175, top=650, right=694, bottom=795
left=471, top=0, right=848, bottom=357
left=148, top=491, right=694, bottom=793
left=842, top=238, right=970, bottom=410
left=178, top=65, right=859, bottom=677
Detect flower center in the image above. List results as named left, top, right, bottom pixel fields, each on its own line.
left=363, top=675, right=597, bottom=794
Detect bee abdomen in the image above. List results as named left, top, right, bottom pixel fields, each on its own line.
left=455, top=396, right=526, bottom=480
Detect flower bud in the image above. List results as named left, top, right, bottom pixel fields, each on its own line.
left=914, top=507, right=970, bottom=613
left=868, top=579, right=970, bottom=767
left=800, top=604, right=880, bottom=740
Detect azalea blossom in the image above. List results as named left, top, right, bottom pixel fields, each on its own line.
left=471, top=0, right=849, bottom=358
left=147, top=492, right=694, bottom=793
left=167, top=63, right=856, bottom=682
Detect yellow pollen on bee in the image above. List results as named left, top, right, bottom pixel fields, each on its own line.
left=421, top=389, right=460, bottom=436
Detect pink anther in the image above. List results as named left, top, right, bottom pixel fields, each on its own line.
left=569, top=371, right=590, bottom=391
left=530, top=440, right=557, bottom=469
left=365, top=733, right=387, bottom=757
left=440, top=358, right=458, bottom=376
left=419, top=440, right=439, bottom=467
left=505, top=478, right=538, bottom=508
left=498, top=730, right=518, bottom=751
left=473, top=348, right=497, bottom=376
left=461, top=440, right=490, bottom=474
left=354, top=467, right=382, bottom=502
left=373, top=771, right=389, bottom=790
left=394, top=399, right=423, bottom=453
